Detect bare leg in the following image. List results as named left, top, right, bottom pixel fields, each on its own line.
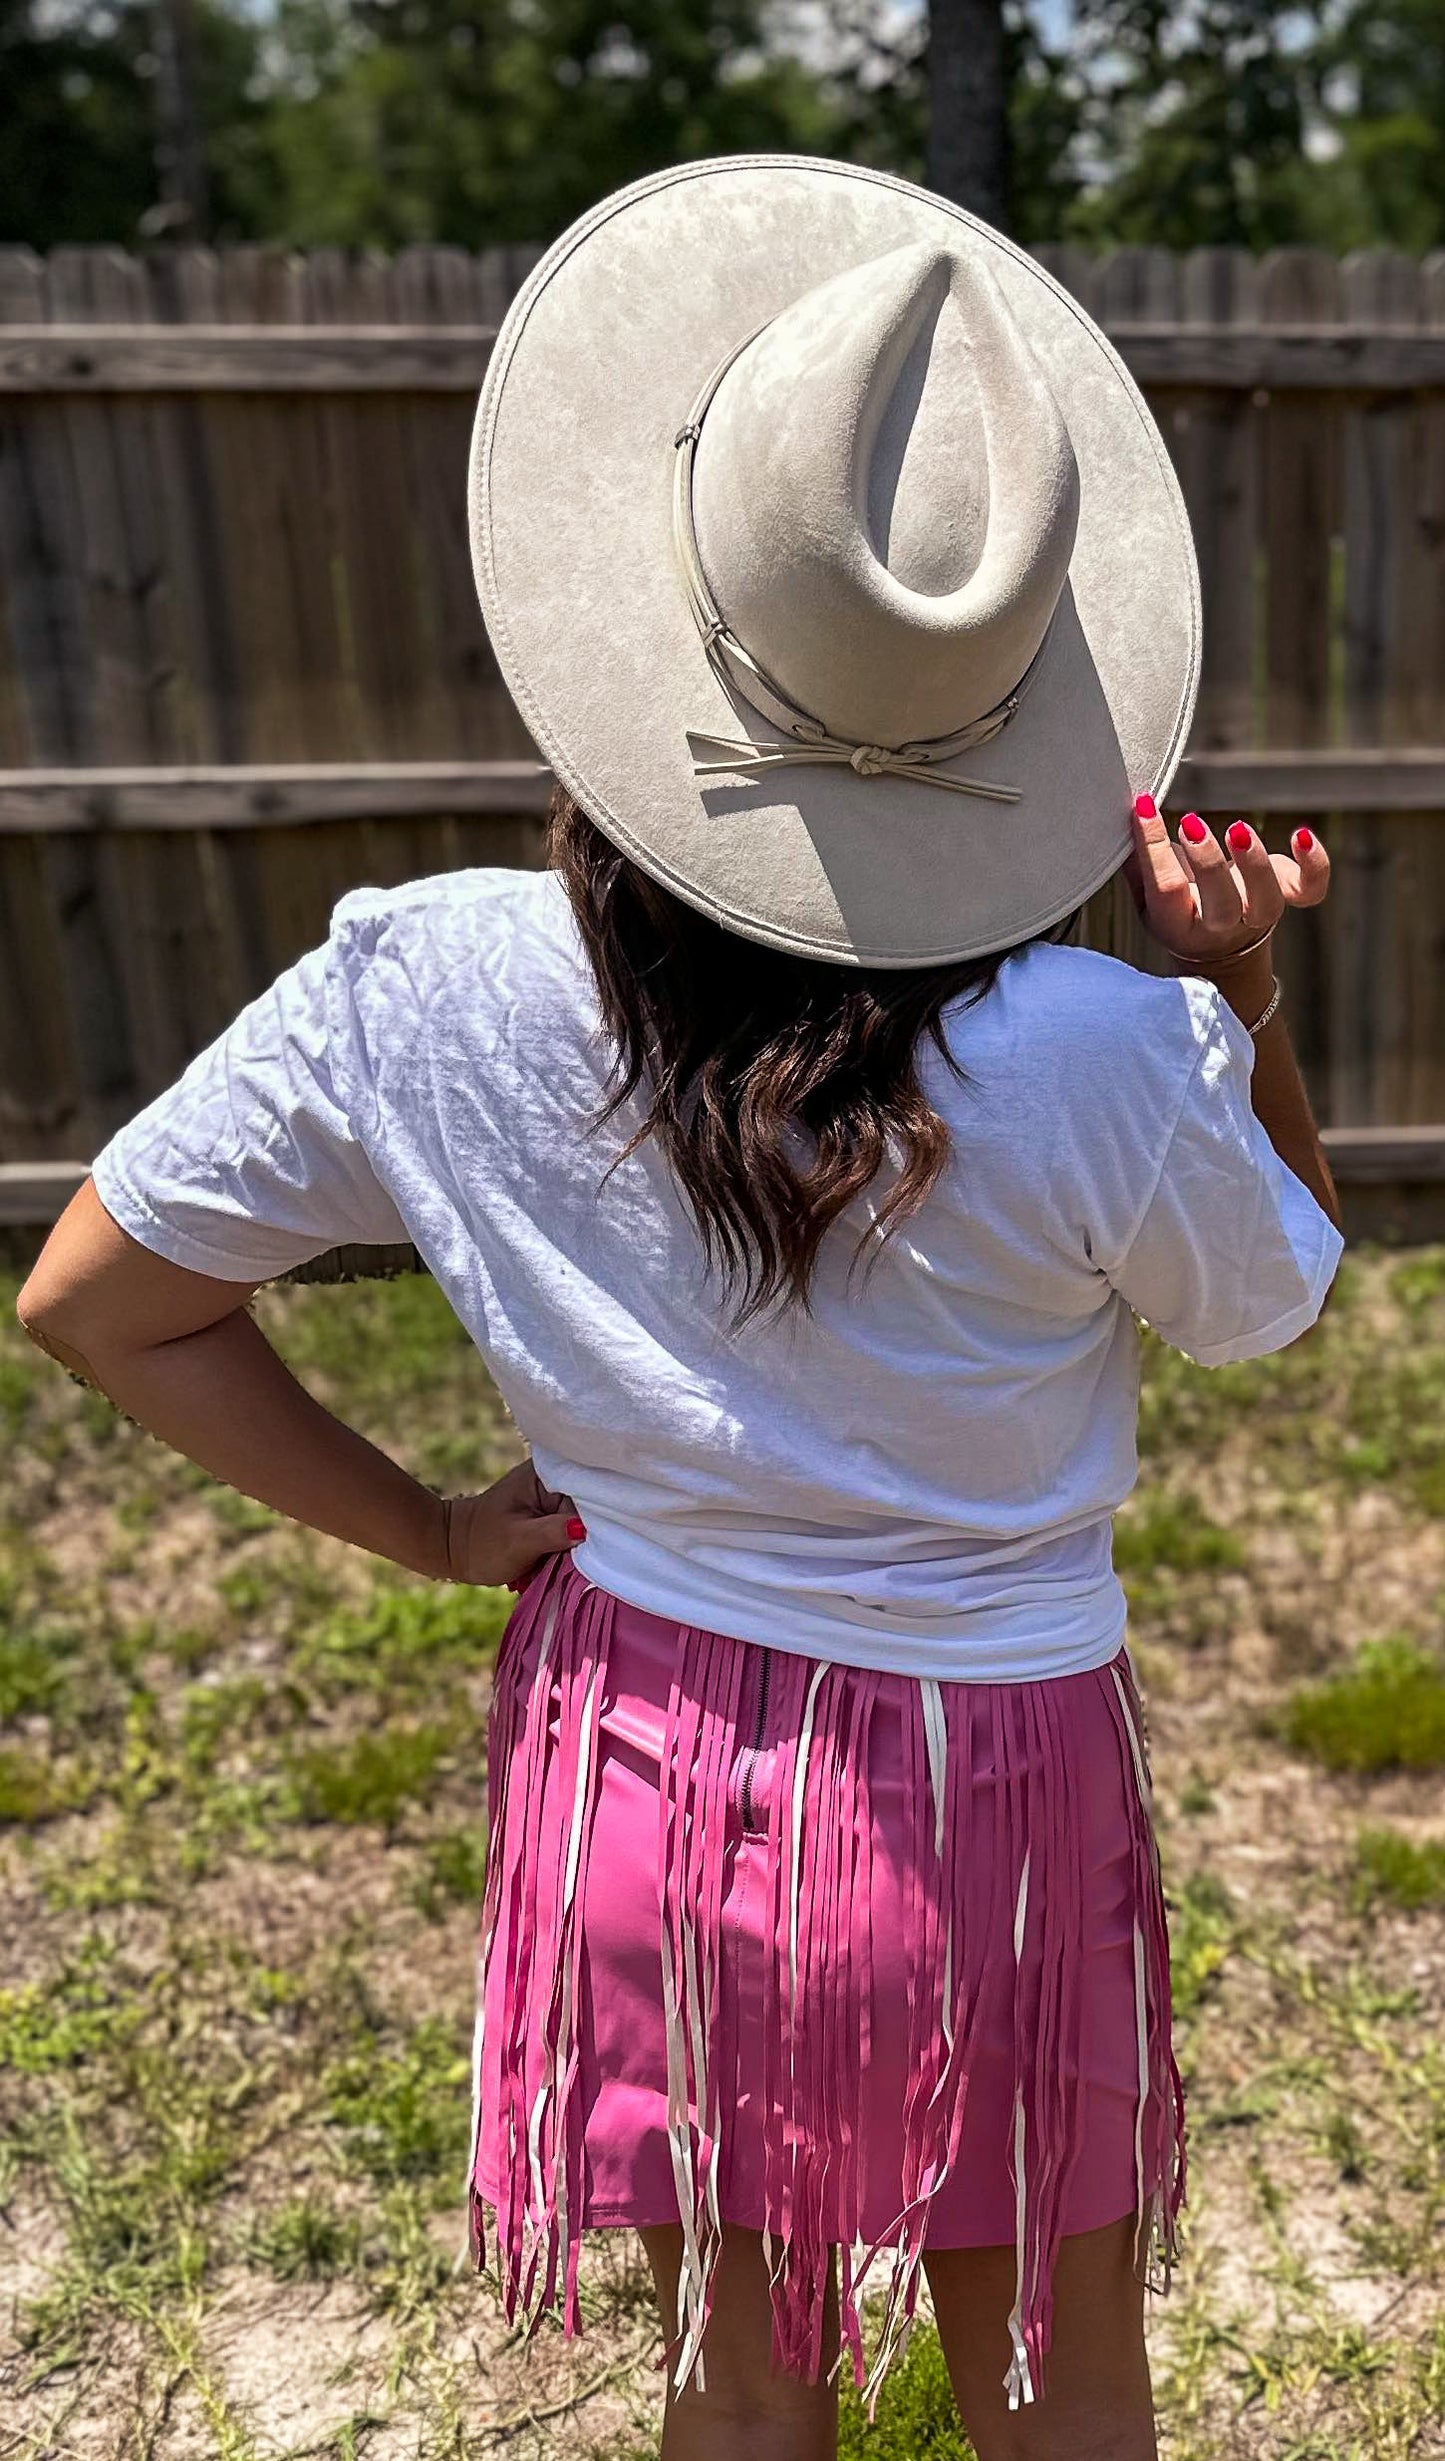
left=640, top=2226, right=840, bottom=2461
left=924, top=2214, right=1157, bottom=2461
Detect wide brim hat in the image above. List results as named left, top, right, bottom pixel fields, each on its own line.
left=469, top=154, right=1200, bottom=967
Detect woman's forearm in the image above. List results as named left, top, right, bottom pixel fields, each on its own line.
left=33, top=1305, right=450, bottom=1580
left=1188, top=943, right=1343, bottom=1233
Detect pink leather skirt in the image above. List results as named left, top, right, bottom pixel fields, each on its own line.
left=468, top=1552, right=1185, bottom=2416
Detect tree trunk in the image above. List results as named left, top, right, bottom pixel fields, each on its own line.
left=927, top=0, right=1010, bottom=231
left=152, top=0, right=211, bottom=241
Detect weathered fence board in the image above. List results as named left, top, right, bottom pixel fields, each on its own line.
left=1, top=240, right=1444, bottom=1236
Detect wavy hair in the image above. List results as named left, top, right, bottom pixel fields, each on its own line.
left=549, top=788, right=1083, bottom=1327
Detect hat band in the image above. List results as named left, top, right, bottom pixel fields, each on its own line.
left=672, top=324, right=1044, bottom=804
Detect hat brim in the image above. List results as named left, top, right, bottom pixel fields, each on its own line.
left=469, top=155, right=1200, bottom=967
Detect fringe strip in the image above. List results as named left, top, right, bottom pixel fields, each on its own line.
left=468, top=1554, right=607, bottom=2334
left=468, top=1560, right=1186, bottom=2415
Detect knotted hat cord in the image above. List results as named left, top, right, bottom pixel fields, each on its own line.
left=672, top=322, right=1049, bottom=803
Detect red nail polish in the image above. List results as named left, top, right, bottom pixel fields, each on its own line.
left=567, top=1518, right=586, bottom=1541
left=1180, top=812, right=1208, bottom=844
left=1134, top=792, right=1157, bottom=819
left=1226, top=821, right=1252, bottom=853
left=1295, top=827, right=1315, bottom=852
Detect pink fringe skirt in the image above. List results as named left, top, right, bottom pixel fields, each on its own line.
left=468, top=1553, right=1185, bottom=2414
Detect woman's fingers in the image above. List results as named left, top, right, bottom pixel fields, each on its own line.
left=1225, top=817, right=1295, bottom=932
left=1281, top=826, right=1331, bottom=908
left=506, top=1510, right=586, bottom=1592
left=527, top=1458, right=563, bottom=1514
left=1178, top=812, right=1254, bottom=935
left=1130, top=794, right=1199, bottom=932
left=447, top=1465, right=590, bottom=1591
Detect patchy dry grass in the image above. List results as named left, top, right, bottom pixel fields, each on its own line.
left=2, top=1247, right=1444, bottom=2457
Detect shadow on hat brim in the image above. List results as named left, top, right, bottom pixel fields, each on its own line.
left=469, top=155, right=1201, bottom=968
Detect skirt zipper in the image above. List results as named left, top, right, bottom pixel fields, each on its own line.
left=738, top=1648, right=772, bottom=1834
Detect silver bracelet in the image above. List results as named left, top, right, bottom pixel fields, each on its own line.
left=1246, top=975, right=1283, bottom=1038
left=1215, top=921, right=1277, bottom=962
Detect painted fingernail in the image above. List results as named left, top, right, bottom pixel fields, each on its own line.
left=1226, top=821, right=1252, bottom=853
left=1295, top=827, right=1315, bottom=852
left=567, top=1518, right=586, bottom=1541
left=1180, top=812, right=1208, bottom=844
left=1134, top=792, right=1157, bottom=819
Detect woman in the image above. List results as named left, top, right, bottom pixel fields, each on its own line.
left=18, top=160, right=1341, bottom=2461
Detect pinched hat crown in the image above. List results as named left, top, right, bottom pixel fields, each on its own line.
left=688, top=242, right=1082, bottom=757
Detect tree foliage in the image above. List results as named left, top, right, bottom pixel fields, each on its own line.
left=4, top=0, right=1445, bottom=256
left=257, top=0, right=849, bottom=248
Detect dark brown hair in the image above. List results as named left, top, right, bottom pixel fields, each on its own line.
left=549, top=788, right=1082, bottom=1327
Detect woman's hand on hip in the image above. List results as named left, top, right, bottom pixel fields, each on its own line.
left=1123, top=793, right=1331, bottom=967
left=439, top=1458, right=586, bottom=1591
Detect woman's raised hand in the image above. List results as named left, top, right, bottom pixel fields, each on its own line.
left=439, top=1458, right=586, bottom=1592
left=1123, top=793, right=1331, bottom=966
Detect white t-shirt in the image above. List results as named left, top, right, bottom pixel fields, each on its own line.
left=90, top=866, right=1342, bottom=1683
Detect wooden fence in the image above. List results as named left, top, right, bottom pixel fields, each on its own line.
left=2, top=240, right=1445, bottom=1261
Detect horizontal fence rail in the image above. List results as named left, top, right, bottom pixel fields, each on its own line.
left=2, top=240, right=1445, bottom=1249
left=0, top=762, right=552, bottom=830
left=7, top=321, right=1445, bottom=393
left=9, top=750, right=1445, bottom=829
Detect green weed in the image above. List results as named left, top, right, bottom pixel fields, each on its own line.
left=0, top=1345, right=44, bottom=1436
left=208, top=1488, right=283, bottom=1539
left=0, top=1621, right=74, bottom=1721
left=115, top=1488, right=164, bottom=1531
left=248, top=2193, right=361, bottom=2281
left=838, top=2324, right=973, bottom=2457
left=288, top=1721, right=463, bottom=1832
left=162, top=1620, right=225, bottom=1673
left=179, top=1674, right=277, bottom=1775
left=0, top=1550, right=91, bottom=1727
left=1354, top=1825, right=1445, bottom=1910
left=1320, top=2105, right=1370, bottom=2182
left=411, top=1822, right=488, bottom=1921
left=1284, top=1637, right=1445, bottom=1773
left=325, top=2014, right=470, bottom=2188
left=36, top=1820, right=165, bottom=1912
left=1169, top=1870, right=1237, bottom=2022
left=0, top=1963, right=139, bottom=2074
left=1112, top=1493, right=1248, bottom=1579
left=295, top=1578, right=511, bottom=1703
left=0, top=1742, right=80, bottom=1823
left=218, top=1555, right=295, bottom=1623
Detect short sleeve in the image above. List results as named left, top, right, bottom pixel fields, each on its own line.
left=1103, top=982, right=1344, bottom=1367
left=89, top=903, right=411, bottom=1281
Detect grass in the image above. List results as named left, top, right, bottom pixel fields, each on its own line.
left=838, top=2327, right=973, bottom=2456
left=0, top=1740, right=80, bottom=1822
left=1167, top=1871, right=1238, bottom=2024
left=247, top=2194, right=362, bottom=2282
left=324, top=2015, right=472, bottom=2189
left=1283, top=1637, right=1445, bottom=1774
left=287, top=1719, right=465, bottom=1831
left=2, top=1245, right=1444, bottom=2457
left=412, top=1821, right=490, bottom=1920
left=1354, top=1826, right=1445, bottom=1911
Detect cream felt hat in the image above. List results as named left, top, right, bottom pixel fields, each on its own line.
left=469, top=155, right=1201, bottom=967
